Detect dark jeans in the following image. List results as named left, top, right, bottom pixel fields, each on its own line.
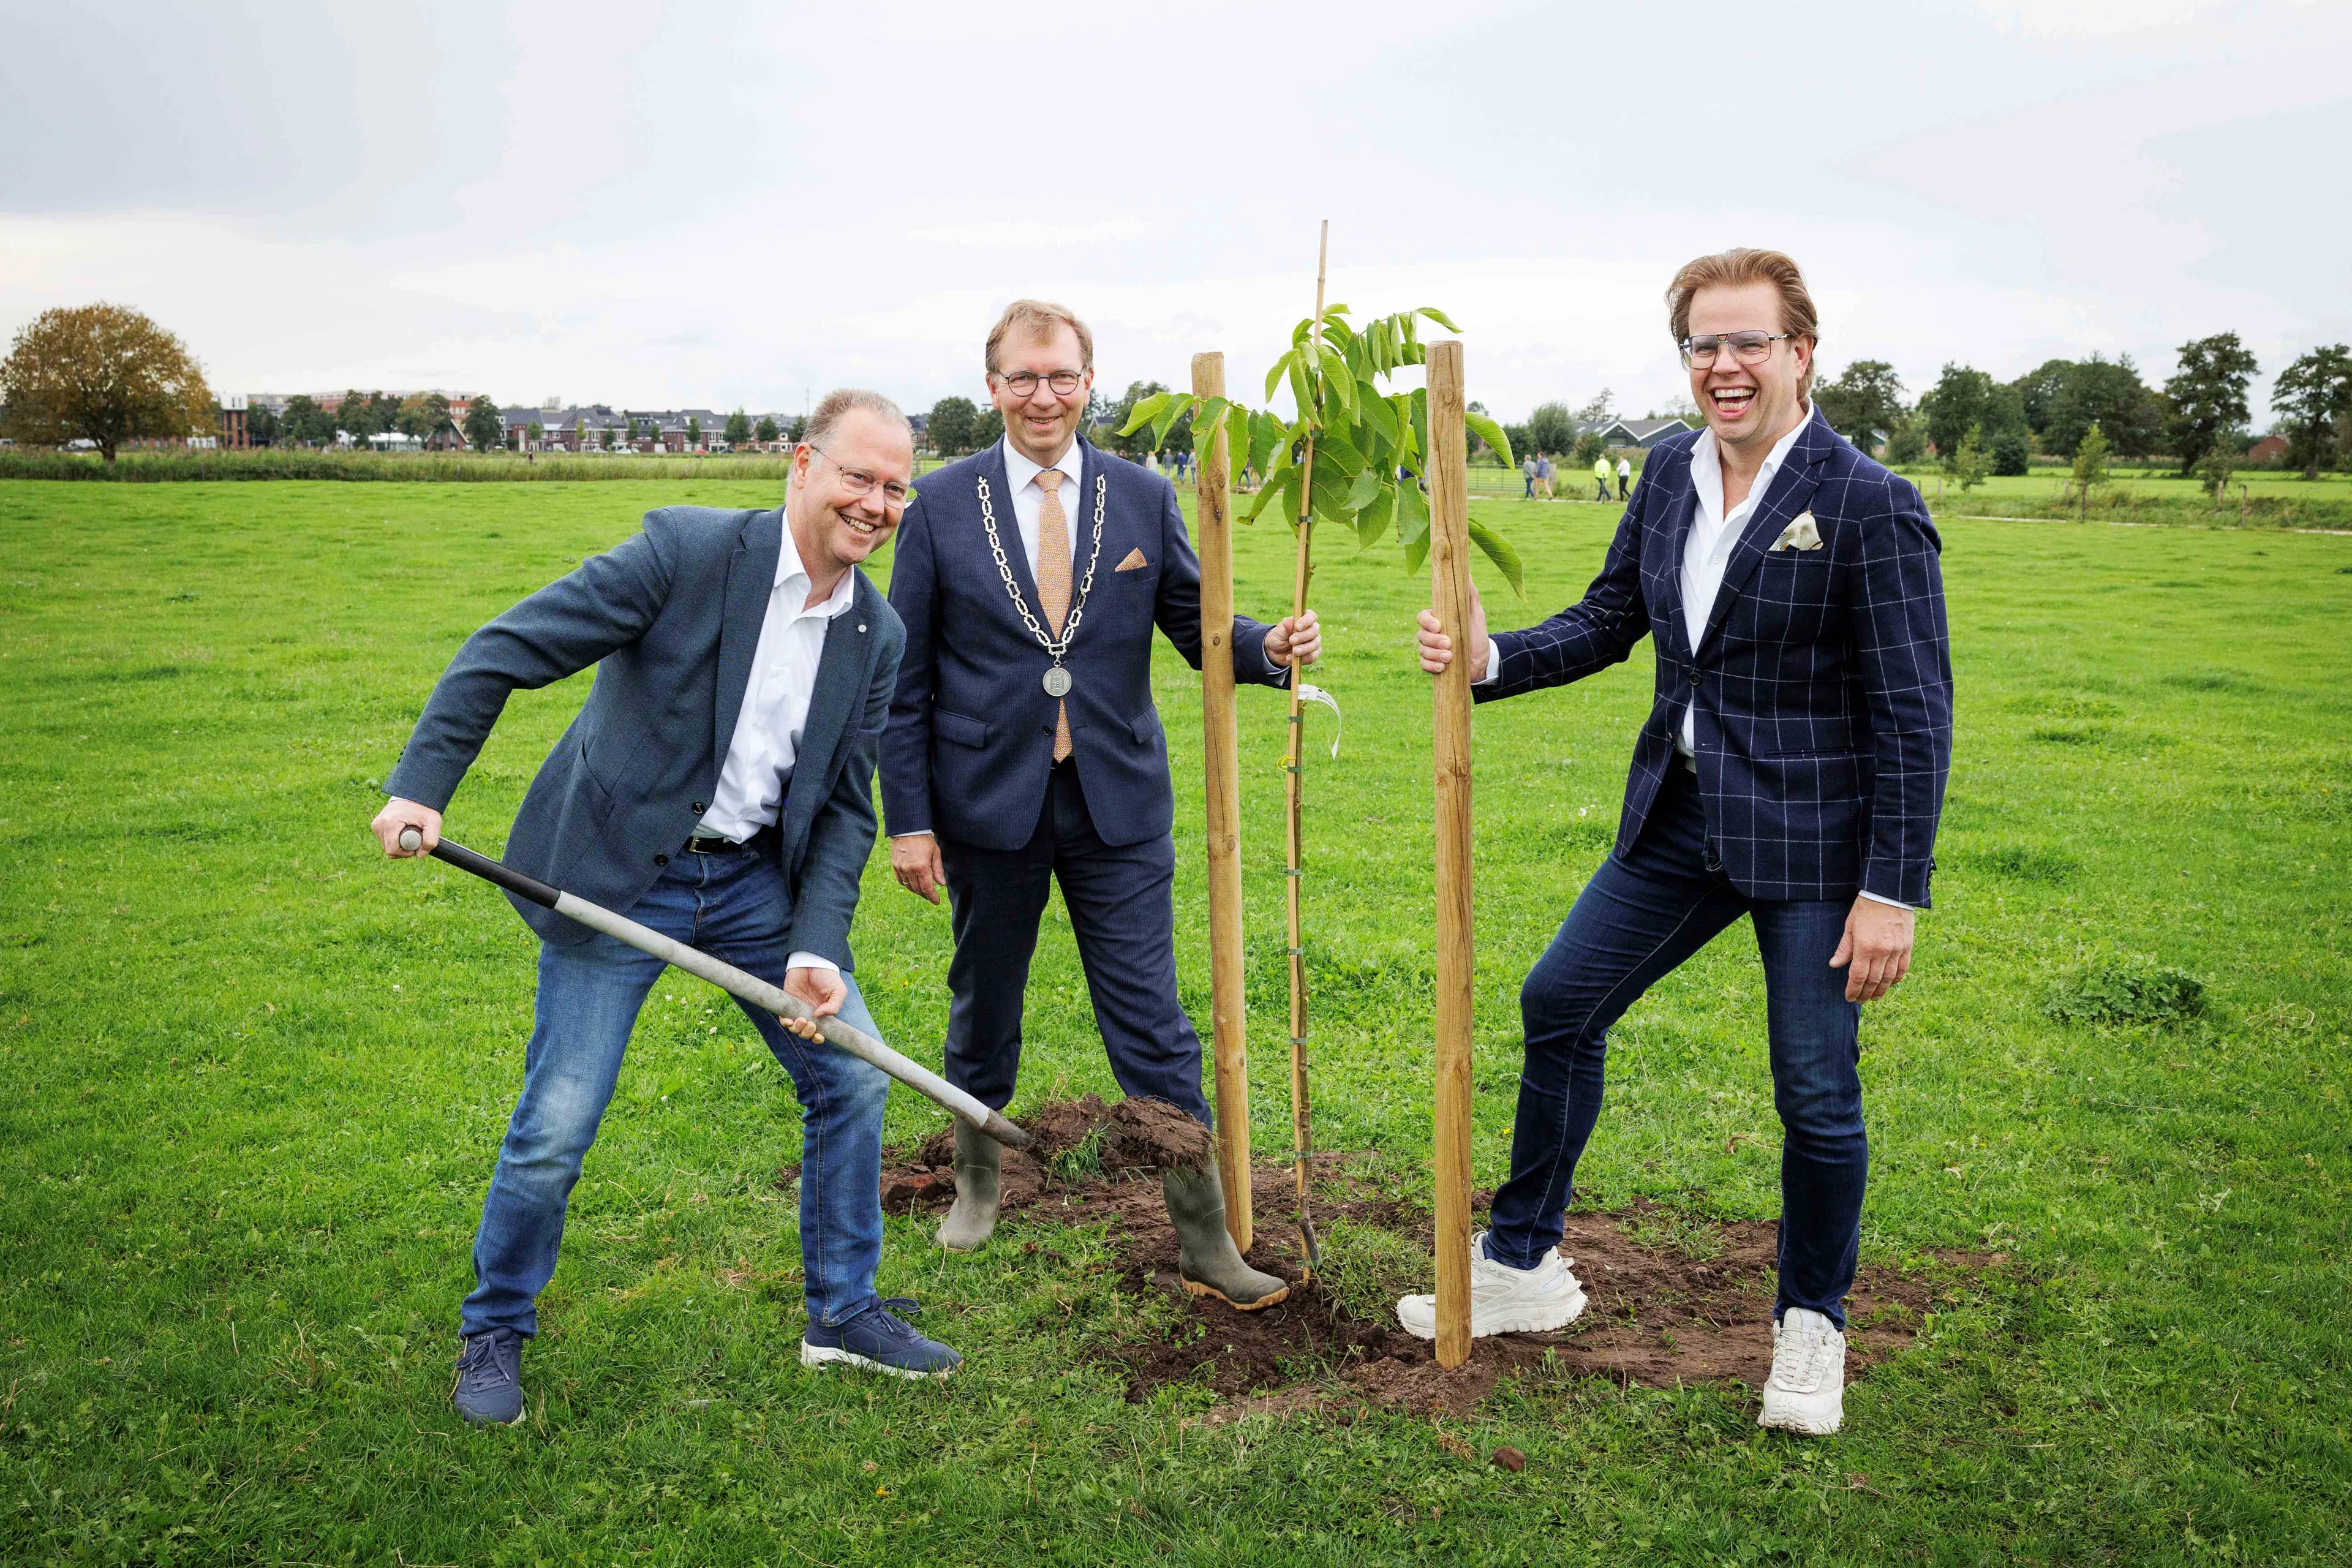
left=937, top=760, right=1212, bottom=1122
left=1487, top=765, right=1868, bottom=1326
left=460, top=850, right=889, bottom=1336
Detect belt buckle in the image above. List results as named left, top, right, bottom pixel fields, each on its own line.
left=685, top=834, right=732, bottom=854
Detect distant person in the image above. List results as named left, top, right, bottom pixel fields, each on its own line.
left=1523, top=454, right=1538, bottom=499
left=1618, top=454, right=1633, bottom=501
left=373, top=390, right=963, bottom=1422
left=1593, top=453, right=1612, bottom=501
left=1535, top=453, right=1554, bottom=499
left=1401, top=246, right=1951, bottom=1439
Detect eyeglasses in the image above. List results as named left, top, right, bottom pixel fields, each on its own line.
left=805, top=443, right=910, bottom=506
left=991, top=369, right=1085, bottom=396
left=1679, top=331, right=1794, bottom=369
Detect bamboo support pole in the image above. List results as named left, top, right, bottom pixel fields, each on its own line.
left=1283, top=221, right=1331, bottom=1274
left=1193, top=351, right=1252, bottom=1251
left=1425, top=339, right=1476, bottom=1369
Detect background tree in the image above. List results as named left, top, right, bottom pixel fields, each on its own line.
left=971, top=406, right=1004, bottom=450
left=2272, top=344, right=2352, bottom=479
left=341, top=391, right=400, bottom=439
left=1574, top=389, right=1616, bottom=430
left=1525, top=399, right=1577, bottom=458
left=925, top=395, right=978, bottom=455
left=753, top=414, right=778, bottom=445
left=1946, top=423, right=1989, bottom=490
left=2164, top=331, right=2257, bottom=478
left=1102, top=382, right=1169, bottom=458
left=462, top=396, right=505, bottom=453
left=785, top=414, right=808, bottom=444
left=1813, top=360, right=1906, bottom=453
left=1572, top=429, right=1606, bottom=467
left=396, top=393, right=452, bottom=443
left=1501, top=424, right=1532, bottom=464
left=2045, top=354, right=2164, bottom=459
left=526, top=420, right=545, bottom=449
left=687, top=415, right=703, bottom=450
left=723, top=408, right=752, bottom=448
left=1918, top=363, right=2026, bottom=461
left=2012, top=358, right=2076, bottom=438
left=1885, top=412, right=1929, bottom=467
left=1989, top=427, right=2030, bottom=477
left=246, top=402, right=282, bottom=448
left=2070, top=420, right=2110, bottom=520
left=600, top=426, right=615, bottom=451
left=0, top=303, right=214, bottom=461
left=2199, top=435, right=2239, bottom=502
left=281, top=395, right=334, bottom=448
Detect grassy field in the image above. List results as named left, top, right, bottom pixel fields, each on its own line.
left=2, top=478, right=2348, bottom=1564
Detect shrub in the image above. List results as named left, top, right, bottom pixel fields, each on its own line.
left=2043, top=953, right=2206, bottom=1028
left=1991, top=428, right=2032, bottom=476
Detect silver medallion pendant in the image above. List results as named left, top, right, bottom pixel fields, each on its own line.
left=1042, top=665, right=1072, bottom=699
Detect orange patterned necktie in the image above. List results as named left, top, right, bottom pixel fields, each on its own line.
left=1036, top=468, right=1074, bottom=761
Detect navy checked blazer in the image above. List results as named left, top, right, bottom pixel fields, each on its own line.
left=1480, top=408, right=1953, bottom=907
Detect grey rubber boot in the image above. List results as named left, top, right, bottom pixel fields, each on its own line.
left=1163, top=1154, right=1290, bottom=1311
left=936, top=1119, right=1001, bottom=1252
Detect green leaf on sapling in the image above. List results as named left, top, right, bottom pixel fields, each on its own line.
left=1416, top=306, right=1462, bottom=332
left=1355, top=484, right=1395, bottom=547
left=1344, top=467, right=1383, bottom=513
left=1468, top=516, right=1527, bottom=598
left=1465, top=411, right=1513, bottom=469
left=1150, top=394, right=1196, bottom=450
left=1120, top=391, right=1172, bottom=437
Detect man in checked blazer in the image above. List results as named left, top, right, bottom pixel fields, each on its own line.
left=1403, top=249, right=1953, bottom=1435
left=881, top=300, right=1320, bottom=1309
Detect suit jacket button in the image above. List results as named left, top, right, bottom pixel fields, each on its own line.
left=692, top=801, right=707, bottom=813
left=654, top=853, right=669, bottom=866
left=1687, top=666, right=1701, bottom=686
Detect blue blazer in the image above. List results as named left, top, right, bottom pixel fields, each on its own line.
left=881, top=439, right=1286, bottom=851
left=1482, top=410, right=1953, bottom=907
left=384, top=506, right=905, bottom=963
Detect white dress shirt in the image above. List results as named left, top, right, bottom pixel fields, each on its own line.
left=1000, top=434, right=1085, bottom=580
left=1678, top=404, right=1812, bottom=756
left=698, top=518, right=859, bottom=972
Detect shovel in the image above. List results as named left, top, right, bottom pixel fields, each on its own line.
left=397, top=827, right=1032, bottom=1152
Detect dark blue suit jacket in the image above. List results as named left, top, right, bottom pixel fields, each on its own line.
left=1483, top=409, right=1952, bottom=907
left=384, top=506, right=905, bottom=963
left=881, top=439, right=1286, bottom=851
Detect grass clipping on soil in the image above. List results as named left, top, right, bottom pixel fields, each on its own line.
left=884, top=1098, right=1988, bottom=1421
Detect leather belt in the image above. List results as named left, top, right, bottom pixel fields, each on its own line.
left=684, top=823, right=780, bottom=854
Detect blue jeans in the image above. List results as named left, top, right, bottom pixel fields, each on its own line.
left=1488, top=764, right=1868, bottom=1327
left=459, top=850, right=889, bottom=1336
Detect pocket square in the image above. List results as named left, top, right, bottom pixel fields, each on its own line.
left=1768, top=513, right=1823, bottom=552
left=1115, top=548, right=1150, bottom=571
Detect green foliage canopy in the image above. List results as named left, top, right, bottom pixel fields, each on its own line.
left=2165, top=331, right=2257, bottom=478
left=461, top=397, right=506, bottom=453
left=2272, top=344, right=2351, bottom=479
left=925, top=396, right=978, bottom=455
left=1119, top=304, right=1523, bottom=594
left=1812, top=360, right=1907, bottom=453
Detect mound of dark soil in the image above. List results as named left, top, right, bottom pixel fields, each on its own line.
left=874, top=1099, right=1997, bottom=1420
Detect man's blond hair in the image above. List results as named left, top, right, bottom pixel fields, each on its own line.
left=984, top=299, right=1094, bottom=376
left=1664, top=248, right=1820, bottom=399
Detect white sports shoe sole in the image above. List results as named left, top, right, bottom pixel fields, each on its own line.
left=1396, top=1286, right=1588, bottom=1341
left=799, top=1340, right=957, bottom=1381
left=1757, top=1393, right=1844, bottom=1436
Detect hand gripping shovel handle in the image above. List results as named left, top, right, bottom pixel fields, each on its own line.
left=396, top=827, right=1032, bottom=1151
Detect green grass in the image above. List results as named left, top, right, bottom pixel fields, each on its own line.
left=2, top=480, right=2349, bottom=1563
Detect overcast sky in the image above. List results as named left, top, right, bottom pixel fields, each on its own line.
left=3, top=0, right=2342, bottom=423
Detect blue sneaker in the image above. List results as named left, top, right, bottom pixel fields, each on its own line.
left=801, top=1298, right=962, bottom=1381
left=451, top=1329, right=526, bottom=1425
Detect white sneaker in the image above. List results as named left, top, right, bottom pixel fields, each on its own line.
left=1396, top=1231, right=1588, bottom=1340
left=1758, top=1308, right=1846, bottom=1434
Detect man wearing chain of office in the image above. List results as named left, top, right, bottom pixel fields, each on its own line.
left=880, top=300, right=1319, bottom=1309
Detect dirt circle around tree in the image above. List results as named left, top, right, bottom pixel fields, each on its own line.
left=876, top=1096, right=2000, bottom=1421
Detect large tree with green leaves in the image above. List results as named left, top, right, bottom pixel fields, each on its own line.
left=723, top=408, right=752, bottom=448
left=1121, top=303, right=1520, bottom=590
left=2165, top=331, right=2258, bottom=478
left=2271, top=344, right=2352, bottom=480
left=1813, top=360, right=1906, bottom=454
left=925, top=396, right=978, bottom=455
left=1918, top=363, right=2027, bottom=461
left=281, top=395, right=334, bottom=448
left=0, top=303, right=214, bottom=461
left=462, top=397, right=506, bottom=453
left=2043, top=354, right=2164, bottom=459
left=754, top=414, right=778, bottom=446
left=1525, top=400, right=1577, bottom=458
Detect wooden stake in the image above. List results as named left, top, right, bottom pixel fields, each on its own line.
left=1425, top=339, right=1476, bottom=1369
left=1284, top=220, right=1331, bottom=1274
left=1193, top=350, right=1251, bottom=1251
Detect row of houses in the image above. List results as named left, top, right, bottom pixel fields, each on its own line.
left=498, top=405, right=802, bottom=454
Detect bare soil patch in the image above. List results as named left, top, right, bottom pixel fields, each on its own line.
left=874, top=1098, right=1997, bottom=1420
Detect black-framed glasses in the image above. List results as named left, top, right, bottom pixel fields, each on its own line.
left=1679, top=330, right=1793, bottom=369
left=805, top=443, right=910, bottom=505
left=991, top=369, right=1085, bottom=396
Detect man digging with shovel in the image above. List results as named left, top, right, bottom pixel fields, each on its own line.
left=373, top=390, right=962, bottom=1425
